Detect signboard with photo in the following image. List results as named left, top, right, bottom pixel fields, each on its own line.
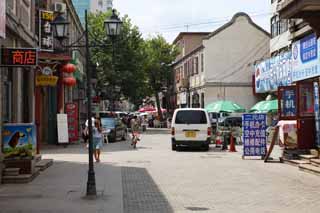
left=292, top=33, right=320, bottom=82
left=255, top=51, right=292, bottom=93
left=242, top=114, right=267, bottom=157
left=0, top=0, right=5, bottom=38
left=39, top=10, right=54, bottom=51
left=2, top=123, right=37, bottom=159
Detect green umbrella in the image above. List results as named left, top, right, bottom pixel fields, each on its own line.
left=249, top=100, right=278, bottom=113
left=205, top=100, right=246, bottom=113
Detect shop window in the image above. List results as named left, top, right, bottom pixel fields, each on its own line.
left=201, top=93, right=205, bottom=108
left=201, top=54, right=204, bottom=72
left=279, top=86, right=297, bottom=119
left=299, top=84, right=314, bottom=117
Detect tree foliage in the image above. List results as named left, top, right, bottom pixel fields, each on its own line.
left=88, top=11, right=151, bottom=107
left=88, top=12, right=178, bottom=111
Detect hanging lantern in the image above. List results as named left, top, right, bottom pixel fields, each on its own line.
left=63, top=77, right=77, bottom=86
left=62, top=63, right=76, bottom=73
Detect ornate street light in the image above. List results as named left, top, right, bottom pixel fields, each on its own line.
left=51, top=9, right=123, bottom=197
left=104, top=9, right=123, bottom=38
left=51, top=15, right=69, bottom=40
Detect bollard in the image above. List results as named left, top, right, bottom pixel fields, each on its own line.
left=229, top=133, right=237, bottom=152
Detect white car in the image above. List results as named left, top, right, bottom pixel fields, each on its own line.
left=171, top=108, right=212, bottom=151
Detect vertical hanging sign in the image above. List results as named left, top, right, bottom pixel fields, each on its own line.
left=313, top=82, right=320, bottom=147
left=0, top=0, right=5, bottom=38
left=39, top=10, right=54, bottom=52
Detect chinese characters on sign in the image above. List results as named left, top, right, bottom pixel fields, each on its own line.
left=242, top=114, right=267, bottom=157
left=292, top=33, right=320, bottom=82
left=0, top=0, right=5, bottom=38
left=282, top=89, right=297, bottom=117
left=39, top=10, right=54, bottom=51
left=255, top=51, right=292, bottom=93
left=65, top=103, right=79, bottom=142
left=1, top=48, right=38, bottom=66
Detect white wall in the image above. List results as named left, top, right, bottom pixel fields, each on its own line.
left=203, top=14, right=270, bottom=83
left=202, top=13, right=270, bottom=109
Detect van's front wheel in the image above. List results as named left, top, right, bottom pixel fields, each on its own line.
left=171, top=143, right=176, bottom=151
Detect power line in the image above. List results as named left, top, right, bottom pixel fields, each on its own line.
left=140, top=12, right=271, bottom=33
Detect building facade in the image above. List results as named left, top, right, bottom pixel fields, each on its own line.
left=172, top=32, right=210, bottom=108
left=91, top=0, right=113, bottom=13
left=0, top=0, right=38, bottom=181
left=202, top=13, right=270, bottom=110
left=173, top=13, right=270, bottom=110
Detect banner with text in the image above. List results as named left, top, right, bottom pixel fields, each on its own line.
left=292, top=33, right=320, bottom=82
left=255, top=51, right=292, bottom=93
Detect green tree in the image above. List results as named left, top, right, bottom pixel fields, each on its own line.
left=88, top=11, right=151, bottom=109
left=143, top=35, right=179, bottom=121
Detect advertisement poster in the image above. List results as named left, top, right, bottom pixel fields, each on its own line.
left=2, top=123, right=36, bottom=159
left=242, top=114, right=267, bottom=157
left=255, top=51, right=292, bottom=93
left=0, top=0, right=5, bottom=38
left=292, top=33, right=320, bottom=82
left=39, top=10, right=54, bottom=51
left=314, top=82, right=320, bottom=147
left=65, top=103, right=79, bottom=142
left=57, top=114, right=69, bottom=144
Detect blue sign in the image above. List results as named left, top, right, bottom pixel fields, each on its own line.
left=300, top=34, right=317, bottom=63
left=314, top=82, right=320, bottom=147
left=242, top=114, right=267, bottom=157
left=255, top=51, right=292, bottom=93
left=292, top=33, right=320, bottom=82
left=282, top=89, right=297, bottom=117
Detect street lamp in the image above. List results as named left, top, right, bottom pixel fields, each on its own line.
left=104, top=10, right=123, bottom=38
left=51, top=9, right=122, bottom=197
left=51, top=14, right=69, bottom=41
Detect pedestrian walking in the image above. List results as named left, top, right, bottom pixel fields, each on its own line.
left=93, top=119, right=103, bottom=162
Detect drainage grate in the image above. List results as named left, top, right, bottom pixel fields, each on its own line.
left=185, top=206, right=210, bottom=211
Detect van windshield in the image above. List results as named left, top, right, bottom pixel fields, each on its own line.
left=175, top=111, right=207, bottom=124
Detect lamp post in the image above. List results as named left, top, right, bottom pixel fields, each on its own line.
left=51, top=9, right=122, bottom=197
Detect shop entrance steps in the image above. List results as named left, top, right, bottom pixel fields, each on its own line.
left=2, top=168, right=40, bottom=184
left=299, top=164, right=320, bottom=176
left=35, top=159, right=53, bottom=171
left=281, top=149, right=320, bottom=176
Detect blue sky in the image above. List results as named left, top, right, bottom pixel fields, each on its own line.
left=114, top=0, right=271, bottom=43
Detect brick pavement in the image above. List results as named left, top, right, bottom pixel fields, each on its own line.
left=1, top=132, right=320, bottom=213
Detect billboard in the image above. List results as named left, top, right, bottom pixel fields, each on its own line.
left=255, top=51, right=292, bottom=93
left=0, top=0, right=5, bottom=38
left=292, top=33, right=320, bottom=82
left=242, top=114, right=267, bottom=157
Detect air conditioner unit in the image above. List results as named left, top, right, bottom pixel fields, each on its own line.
left=288, top=20, right=296, bottom=33
left=54, top=2, right=66, bottom=13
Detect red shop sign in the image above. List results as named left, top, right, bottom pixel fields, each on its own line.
left=1, top=48, right=38, bottom=67
left=65, top=103, right=79, bottom=142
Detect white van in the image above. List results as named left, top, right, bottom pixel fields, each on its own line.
left=171, top=108, right=212, bottom=151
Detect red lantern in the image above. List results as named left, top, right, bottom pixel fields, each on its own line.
left=62, top=63, right=76, bottom=73
left=63, top=77, right=77, bottom=86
